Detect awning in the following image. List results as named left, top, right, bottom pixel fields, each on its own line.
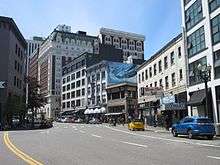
left=187, top=89, right=206, bottom=106
left=105, top=112, right=125, bottom=116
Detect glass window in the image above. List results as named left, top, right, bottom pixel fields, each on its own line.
left=138, top=74, right=141, bottom=83
left=159, top=60, right=162, bottom=73
left=154, top=64, right=157, bottom=75
left=170, top=51, right=175, bottom=65
left=209, top=0, right=220, bottom=13
left=67, top=84, right=70, bottom=91
left=63, top=78, right=66, bottom=84
left=101, top=71, right=106, bottom=79
left=145, top=69, right=148, bottom=80
left=82, top=69, right=85, bottom=76
left=76, top=71, right=80, bottom=78
left=62, top=94, right=66, bottom=100
left=102, top=82, right=106, bottom=91
left=142, top=72, right=144, bottom=81
left=67, top=101, right=70, bottom=108
left=164, top=56, right=168, bottom=69
left=154, top=81, right=157, bottom=87
left=189, top=56, right=207, bottom=86
left=71, top=82, right=75, bottom=89
left=82, top=79, right=85, bottom=86
left=214, top=49, right=220, bottom=79
left=67, top=93, right=70, bottom=99
left=63, top=86, right=66, bottom=92
left=187, top=26, right=206, bottom=57
left=185, top=0, right=203, bottom=31
left=178, top=47, right=181, bottom=58
left=82, top=88, right=85, bottom=96
left=172, top=73, right=176, bottom=87
left=179, top=69, right=183, bottom=81
left=76, top=80, right=80, bottom=87
left=211, top=14, right=220, bottom=45
left=71, top=74, right=75, bottom=80
left=67, top=76, right=70, bottom=82
left=165, top=76, right=169, bottom=89
left=159, top=79, right=163, bottom=87
left=71, top=91, right=75, bottom=98
left=149, top=67, right=152, bottom=77
left=76, top=90, right=81, bottom=97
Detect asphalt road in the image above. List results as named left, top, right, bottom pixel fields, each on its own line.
left=1, top=122, right=220, bottom=165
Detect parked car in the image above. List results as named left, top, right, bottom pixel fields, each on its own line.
left=172, top=116, right=216, bottom=139
left=128, top=119, right=144, bottom=131
left=74, top=118, right=83, bottom=123
left=61, top=116, right=73, bottom=123
left=89, top=118, right=101, bottom=124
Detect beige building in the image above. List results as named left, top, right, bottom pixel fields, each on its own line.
left=137, top=34, right=187, bottom=126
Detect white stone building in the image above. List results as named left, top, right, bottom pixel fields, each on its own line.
left=99, top=28, right=145, bottom=63
left=181, top=0, right=220, bottom=133
left=26, top=36, right=44, bottom=57
left=137, top=34, right=187, bottom=125
left=38, top=25, right=99, bottom=118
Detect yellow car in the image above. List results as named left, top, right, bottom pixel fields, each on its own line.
left=128, top=119, right=145, bottom=131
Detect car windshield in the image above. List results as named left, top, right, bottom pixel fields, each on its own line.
left=196, top=119, right=213, bottom=123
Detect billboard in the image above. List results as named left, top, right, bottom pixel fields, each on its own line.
left=106, top=61, right=137, bottom=85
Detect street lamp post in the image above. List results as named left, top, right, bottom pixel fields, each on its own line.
left=197, top=64, right=211, bottom=117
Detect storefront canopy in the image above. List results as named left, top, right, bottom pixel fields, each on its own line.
left=187, top=89, right=206, bottom=106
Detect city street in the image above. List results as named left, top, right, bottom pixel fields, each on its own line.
left=0, top=123, right=220, bottom=165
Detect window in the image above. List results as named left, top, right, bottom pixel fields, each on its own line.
left=71, top=74, right=75, bottom=80
left=158, top=60, right=162, bottom=73
left=76, top=99, right=81, bottom=106
left=15, top=44, right=18, bottom=54
left=102, top=82, right=106, bottom=91
left=209, top=0, right=220, bottom=13
left=211, top=14, right=220, bottom=45
left=178, top=47, right=181, bottom=58
left=63, top=86, right=66, bottom=92
left=97, top=84, right=100, bottom=93
left=88, top=87, right=91, bottom=95
left=82, top=79, right=85, bottom=86
left=187, top=26, right=206, bottom=57
left=82, top=88, right=85, bottom=96
left=14, top=76, right=16, bottom=86
left=67, top=93, right=70, bottom=99
left=189, top=56, right=207, bottom=86
left=71, top=101, right=75, bottom=107
left=184, top=0, right=191, bottom=5
left=76, top=71, right=80, bottom=78
left=71, top=82, right=75, bottom=89
left=159, top=79, right=163, bottom=87
left=179, top=69, right=183, bottom=81
left=149, top=67, right=152, bottom=77
left=63, top=78, right=66, bottom=84
left=154, top=64, right=157, bottom=75
left=67, top=76, right=70, bottom=82
left=62, top=102, right=66, bottom=109
left=142, top=72, right=144, bottom=82
left=171, top=73, right=176, bottom=87
left=138, top=74, right=141, bottom=83
left=185, top=0, right=203, bottom=31
left=101, top=71, right=106, bottom=79
left=97, top=72, right=100, bottom=81
left=67, top=84, right=70, bottom=91
left=71, top=91, right=75, bottom=98
left=170, top=51, right=175, bottom=65
left=14, top=60, right=17, bottom=70
left=214, top=49, right=220, bottom=79
left=154, top=81, right=157, bottom=87
left=82, top=69, right=85, bottom=76
left=145, top=69, right=148, bottom=80
left=150, top=83, right=152, bottom=87
left=76, top=90, right=81, bottom=97
left=164, top=56, right=168, bottom=69
left=165, top=76, right=169, bottom=89
left=76, top=80, right=80, bottom=87
left=67, top=101, right=70, bottom=108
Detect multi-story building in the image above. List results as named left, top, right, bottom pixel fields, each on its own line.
left=61, top=44, right=124, bottom=112
left=0, top=16, right=27, bottom=124
left=181, top=0, right=220, bottom=133
left=87, top=61, right=137, bottom=110
left=106, top=82, right=138, bottom=121
left=26, top=36, right=44, bottom=57
left=99, top=27, right=145, bottom=63
left=28, top=48, right=39, bottom=80
left=137, top=34, right=187, bottom=126
left=38, top=25, right=99, bottom=118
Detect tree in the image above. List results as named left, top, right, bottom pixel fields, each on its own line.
left=26, top=76, right=46, bottom=128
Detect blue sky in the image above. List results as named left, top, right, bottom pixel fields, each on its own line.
left=0, top=0, right=182, bottom=60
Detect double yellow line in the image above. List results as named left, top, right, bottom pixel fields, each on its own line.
left=3, top=132, right=44, bottom=165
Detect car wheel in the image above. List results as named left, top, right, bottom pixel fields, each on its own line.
left=172, top=128, right=178, bottom=137
left=188, top=129, right=193, bottom=139
left=207, top=135, right=214, bottom=140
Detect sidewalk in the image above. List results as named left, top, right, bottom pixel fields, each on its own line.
left=145, top=126, right=170, bottom=133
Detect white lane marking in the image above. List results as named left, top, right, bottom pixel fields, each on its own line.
left=91, top=134, right=102, bottom=138
left=79, top=130, right=85, bottom=133
left=207, top=156, right=220, bottom=160
left=121, top=141, right=148, bottom=148
left=105, top=126, right=220, bottom=148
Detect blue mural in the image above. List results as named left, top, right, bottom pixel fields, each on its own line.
left=106, top=61, right=137, bottom=85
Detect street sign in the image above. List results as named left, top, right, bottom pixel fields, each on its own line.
left=0, top=81, right=6, bottom=89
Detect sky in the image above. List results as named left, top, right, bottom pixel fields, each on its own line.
left=0, top=0, right=182, bottom=60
